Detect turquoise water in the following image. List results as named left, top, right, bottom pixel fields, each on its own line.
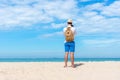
left=0, top=58, right=120, bottom=62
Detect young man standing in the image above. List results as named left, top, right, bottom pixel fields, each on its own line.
left=63, top=19, right=76, bottom=68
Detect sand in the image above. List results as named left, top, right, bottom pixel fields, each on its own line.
left=0, top=62, right=120, bottom=80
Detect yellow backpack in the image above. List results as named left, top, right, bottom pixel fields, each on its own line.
left=65, top=27, right=74, bottom=42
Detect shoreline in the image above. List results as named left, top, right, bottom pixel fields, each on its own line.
left=0, top=58, right=120, bottom=62
left=0, top=61, right=120, bottom=62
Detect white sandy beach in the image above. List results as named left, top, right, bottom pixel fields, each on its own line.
left=0, top=62, right=120, bottom=80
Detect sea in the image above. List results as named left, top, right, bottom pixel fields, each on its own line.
left=0, top=58, right=120, bottom=62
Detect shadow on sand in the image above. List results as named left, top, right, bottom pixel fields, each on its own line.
left=74, top=63, right=84, bottom=68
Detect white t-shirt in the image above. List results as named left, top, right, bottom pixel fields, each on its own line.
left=63, top=27, right=76, bottom=34
left=63, top=27, right=76, bottom=42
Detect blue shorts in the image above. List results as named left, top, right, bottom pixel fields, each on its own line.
left=64, top=41, right=75, bottom=52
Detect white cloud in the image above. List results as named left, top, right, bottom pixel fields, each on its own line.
left=41, top=31, right=62, bottom=38
left=0, top=0, right=78, bottom=30
left=83, top=39, right=120, bottom=46
left=75, top=1, right=120, bottom=36
left=84, top=3, right=104, bottom=11
left=76, top=15, right=120, bottom=35
left=101, top=1, right=120, bottom=16
left=44, top=23, right=65, bottom=29
left=0, top=3, right=53, bottom=30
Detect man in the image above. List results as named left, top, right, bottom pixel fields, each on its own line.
left=63, top=19, right=76, bottom=68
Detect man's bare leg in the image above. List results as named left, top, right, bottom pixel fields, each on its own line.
left=64, top=52, right=69, bottom=67
left=70, top=52, right=75, bottom=68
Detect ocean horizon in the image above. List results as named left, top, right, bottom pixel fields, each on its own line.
left=0, top=58, right=120, bottom=62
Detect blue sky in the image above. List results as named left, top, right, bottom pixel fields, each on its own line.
left=0, top=0, right=120, bottom=58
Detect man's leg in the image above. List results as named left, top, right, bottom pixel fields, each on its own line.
left=64, top=52, right=69, bottom=67
left=70, top=52, right=75, bottom=68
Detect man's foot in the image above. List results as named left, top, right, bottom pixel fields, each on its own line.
left=71, top=65, right=75, bottom=68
